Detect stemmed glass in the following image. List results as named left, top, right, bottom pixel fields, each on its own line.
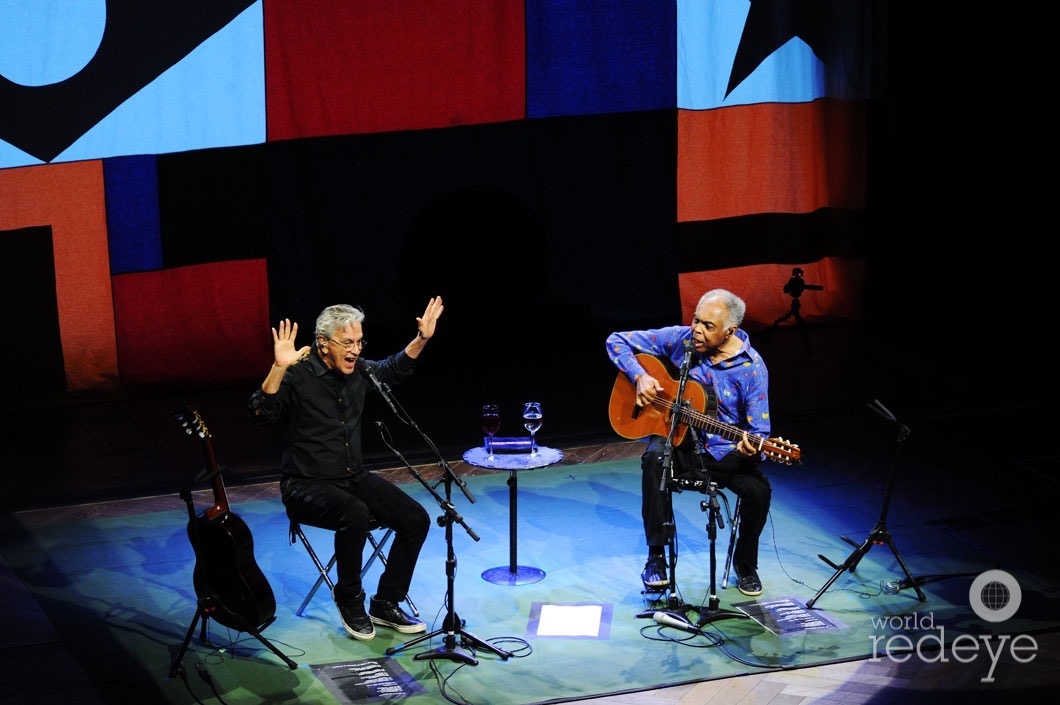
left=481, top=403, right=501, bottom=461
left=522, top=402, right=543, bottom=457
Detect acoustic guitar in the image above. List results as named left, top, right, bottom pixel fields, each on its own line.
left=608, top=353, right=801, bottom=465
left=176, top=403, right=277, bottom=632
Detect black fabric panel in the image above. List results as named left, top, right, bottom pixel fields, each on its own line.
left=2, top=227, right=65, bottom=405
left=676, top=208, right=873, bottom=273
left=156, top=144, right=270, bottom=266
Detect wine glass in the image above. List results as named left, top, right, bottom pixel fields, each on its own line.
left=522, top=402, right=543, bottom=457
left=481, top=404, right=501, bottom=460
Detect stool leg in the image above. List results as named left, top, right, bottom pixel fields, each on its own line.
left=363, top=528, right=419, bottom=617
left=722, top=497, right=741, bottom=589
left=293, top=527, right=336, bottom=617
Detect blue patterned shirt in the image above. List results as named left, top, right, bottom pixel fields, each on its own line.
left=606, top=325, right=770, bottom=461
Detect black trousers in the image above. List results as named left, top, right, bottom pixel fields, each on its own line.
left=281, top=472, right=430, bottom=606
left=641, top=435, right=771, bottom=575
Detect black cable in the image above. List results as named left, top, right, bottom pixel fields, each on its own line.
left=196, top=663, right=232, bottom=705
left=640, top=621, right=724, bottom=647
left=175, top=663, right=209, bottom=705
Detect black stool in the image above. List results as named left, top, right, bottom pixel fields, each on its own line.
left=288, top=519, right=418, bottom=617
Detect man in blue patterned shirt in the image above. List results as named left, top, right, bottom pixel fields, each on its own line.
left=606, top=288, right=772, bottom=597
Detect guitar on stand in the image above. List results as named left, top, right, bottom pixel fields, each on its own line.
left=169, top=402, right=296, bottom=677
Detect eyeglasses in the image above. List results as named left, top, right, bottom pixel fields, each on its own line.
left=326, top=337, right=367, bottom=351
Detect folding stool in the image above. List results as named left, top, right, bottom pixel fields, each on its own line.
left=288, top=519, right=418, bottom=617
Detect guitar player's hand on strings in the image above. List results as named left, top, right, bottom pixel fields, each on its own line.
left=737, top=431, right=760, bottom=457
left=634, top=373, right=663, bottom=408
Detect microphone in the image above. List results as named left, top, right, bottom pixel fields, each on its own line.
left=652, top=611, right=698, bottom=633
left=359, top=359, right=399, bottom=416
left=681, top=338, right=694, bottom=372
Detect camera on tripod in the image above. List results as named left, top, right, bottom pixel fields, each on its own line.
left=783, top=268, right=823, bottom=298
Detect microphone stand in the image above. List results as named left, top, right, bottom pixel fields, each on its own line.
left=637, top=340, right=716, bottom=629
left=806, top=399, right=925, bottom=608
left=369, top=383, right=511, bottom=665
left=693, top=481, right=748, bottom=627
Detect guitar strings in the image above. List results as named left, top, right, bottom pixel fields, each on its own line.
left=649, top=396, right=798, bottom=462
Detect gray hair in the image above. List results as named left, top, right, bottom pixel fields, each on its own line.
left=315, top=304, right=365, bottom=339
left=697, top=289, right=746, bottom=328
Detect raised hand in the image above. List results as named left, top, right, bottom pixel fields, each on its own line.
left=415, top=296, right=444, bottom=341
left=272, top=318, right=312, bottom=367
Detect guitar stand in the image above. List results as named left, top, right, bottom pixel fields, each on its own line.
left=806, top=401, right=926, bottom=608
left=169, top=596, right=297, bottom=677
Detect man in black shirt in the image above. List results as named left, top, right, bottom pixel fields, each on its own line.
left=249, top=297, right=444, bottom=640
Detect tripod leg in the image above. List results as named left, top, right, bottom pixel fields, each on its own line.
left=793, top=311, right=812, bottom=352
left=386, top=628, right=437, bottom=657
left=457, top=627, right=512, bottom=659
left=806, top=536, right=873, bottom=609
left=247, top=628, right=298, bottom=669
left=411, top=631, right=479, bottom=666
left=169, top=608, right=202, bottom=678
left=399, top=624, right=512, bottom=664
left=883, top=537, right=927, bottom=602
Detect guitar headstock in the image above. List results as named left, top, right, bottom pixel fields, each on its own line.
left=175, top=402, right=210, bottom=440
left=764, top=437, right=800, bottom=465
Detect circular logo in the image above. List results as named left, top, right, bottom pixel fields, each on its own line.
left=969, top=569, right=1021, bottom=623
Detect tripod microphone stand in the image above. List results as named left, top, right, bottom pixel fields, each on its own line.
left=806, top=399, right=926, bottom=608
left=692, top=481, right=749, bottom=627
left=367, top=384, right=511, bottom=665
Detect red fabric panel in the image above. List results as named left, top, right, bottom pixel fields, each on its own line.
left=112, top=259, right=271, bottom=386
left=264, top=0, right=526, bottom=140
left=677, top=100, right=868, bottom=222
left=0, top=162, right=118, bottom=393
left=678, top=257, right=865, bottom=331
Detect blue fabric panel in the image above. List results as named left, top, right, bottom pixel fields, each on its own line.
left=105, top=155, right=162, bottom=274
left=526, top=0, right=676, bottom=118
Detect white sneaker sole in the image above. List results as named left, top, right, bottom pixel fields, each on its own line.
left=370, top=616, right=426, bottom=633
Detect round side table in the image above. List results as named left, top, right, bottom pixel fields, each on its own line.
left=462, top=445, right=563, bottom=585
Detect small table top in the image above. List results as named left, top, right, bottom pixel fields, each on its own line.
left=462, top=446, right=563, bottom=470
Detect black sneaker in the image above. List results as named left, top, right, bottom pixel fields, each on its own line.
left=641, top=556, right=668, bottom=588
left=737, top=570, right=763, bottom=597
left=337, top=594, right=375, bottom=640
left=369, top=595, right=426, bottom=634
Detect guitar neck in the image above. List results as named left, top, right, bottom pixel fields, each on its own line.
left=681, top=404, right=766, bottom=448
left=178, top=403, right=231, bottom=520
left=203, top=440, right=231, bottom=520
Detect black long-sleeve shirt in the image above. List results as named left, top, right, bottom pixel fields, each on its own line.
left=248, top=350, right=417, bottom=481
